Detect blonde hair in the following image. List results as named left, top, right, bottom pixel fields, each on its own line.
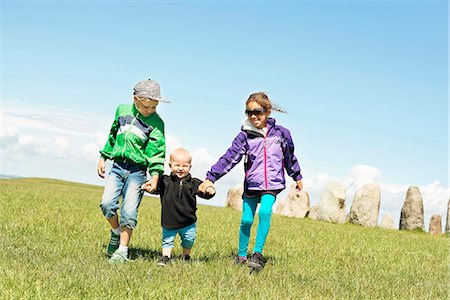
left=134, top=95, right=152, bottom=102
left=245, top=92, right=287, bottom=114
left=170, top=148, right=192, bottom=164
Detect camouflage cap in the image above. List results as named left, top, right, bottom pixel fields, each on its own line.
left=133, top=79, right=171, bottom=103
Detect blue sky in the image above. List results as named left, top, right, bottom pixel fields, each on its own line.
left=2, top=1, right=448, bottom=227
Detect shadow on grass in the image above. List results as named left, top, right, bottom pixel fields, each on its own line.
left=225, top=251, right=275, bottom=264
left=126, top=248, right=277, bottom=267
left=128, top=247, right=161, bottom=260
left=191, top=252, right=223, bottom=263
left=170, top=251, right=237, bottom=263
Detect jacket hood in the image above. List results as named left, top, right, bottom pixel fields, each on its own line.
left=241, top=118, right=276, bottom=135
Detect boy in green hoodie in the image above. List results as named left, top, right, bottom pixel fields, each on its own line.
left=97, top=79, right=169, bottom=264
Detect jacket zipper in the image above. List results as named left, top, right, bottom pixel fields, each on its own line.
left=178, top=180, right=183, bottom=199
left=122, top=115, right=137, bottom=158
left=263, top=131, right=268, bottom=189
left=244, top=154, right=249, bottom=178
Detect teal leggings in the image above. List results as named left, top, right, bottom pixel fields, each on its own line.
left=238, top=194, right=276, bottom=256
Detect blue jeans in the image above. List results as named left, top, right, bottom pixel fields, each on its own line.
left=162, top=223, right=197, bottom=249
left=100, top=161, right=146, bottom=229
left=238, top=194, right=276, bottom=256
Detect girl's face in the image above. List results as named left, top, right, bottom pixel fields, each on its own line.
left=246, top=101, right=269, bottom=129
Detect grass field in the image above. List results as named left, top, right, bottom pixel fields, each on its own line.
left=1, top=178, right=449, bottom=299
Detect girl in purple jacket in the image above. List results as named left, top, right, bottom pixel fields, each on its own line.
left=199, top=92, right=303, bottom=269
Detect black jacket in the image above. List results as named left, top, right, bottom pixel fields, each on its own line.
left=156, top=173, right=213, bottom=229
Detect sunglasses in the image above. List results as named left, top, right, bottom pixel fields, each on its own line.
left=245, top=108, right=266, bottom=116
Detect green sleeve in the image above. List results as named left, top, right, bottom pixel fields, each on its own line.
left=99, top=108, right=120, bottom=159
left=145, top=126, right=166, bottom=176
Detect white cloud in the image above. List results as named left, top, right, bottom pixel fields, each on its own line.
left=2, top=101, right=449, bottom=228
left=1, top=125, right=19, bottom=147
left=420, top=181, right=449, bottom=220
left=81, top=132, right=111, bottom=163
left=303, top=173, right=330, bottom=194
left=282, top=164, right=448, bottom=230
left=5, top=114, right=50, bottom=131
left=81, top=142, right=101, bottom=163
left=165, top=135, right=183, bottom=154
left=346, top=164, right=382, bottom=198
left=2, top=101, right=110, bottom=180
left=375, top=181, right=449, bottom=230
left=54, top=136, right=70, bottom=150
left=4, top=101, right=110, bottom=134
left=191, top=148, right=214, bottom=177
left=301, top=173, right=332, bottom=206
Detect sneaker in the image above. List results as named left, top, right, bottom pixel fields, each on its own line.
left=181, top=254, right=191, bottom=262
left=248, top=252, right=264, bottom=269
left=106, top=231, right=120, bottom=257
left=157, top=256, right=171, bottom=267
left=234, top=255, right=247, bottom=265
left=108, top=249, right=128, bottom=265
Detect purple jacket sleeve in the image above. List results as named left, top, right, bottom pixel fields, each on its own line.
left=206, top=131, right=248, bottom=183
left=281, top=127, right=303, bottom=181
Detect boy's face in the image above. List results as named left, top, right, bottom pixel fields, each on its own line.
left=134, top=96, right=159, bottom=117
left=169, top=153, right=192, bottom=178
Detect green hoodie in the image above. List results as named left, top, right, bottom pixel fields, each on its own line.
left=99, top=104, right=165, bottom=176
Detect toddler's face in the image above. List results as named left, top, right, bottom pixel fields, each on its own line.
left=134, top=97, right=159, bottom=117
left=169, top=155, right=192, bottom=178
left=246, top=101, right=269, bottom=129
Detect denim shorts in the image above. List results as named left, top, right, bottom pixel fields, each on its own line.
left=162, top=223, right=197, bottom=249
left=100, top=160, right=146, bottom=229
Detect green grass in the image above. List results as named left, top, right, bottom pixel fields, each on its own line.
left=1, top=178, right=449, bottom=299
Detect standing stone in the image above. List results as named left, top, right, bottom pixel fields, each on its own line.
left=399, top=186, right=424, bottom=230
left=379, top=213, right=396, bottom=230
left=349, top=183, right=381, bottom=227
left=428, top=215, right=442, bottom=235
left=275, top=183, right=310, bottom=218
left=317, top=182, right=346, bottom=224
left=226, top=184, right=243, bottom=211
left=446, top=199, right=450, bottom=234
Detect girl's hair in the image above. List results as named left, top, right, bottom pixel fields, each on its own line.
left=245, top=92, right=287, bottom=114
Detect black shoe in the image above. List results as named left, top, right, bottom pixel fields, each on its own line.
left=248, top=252, right=264, bottom=269
left=157, top=256, right=171, bottom=267
left=181, top=254, right=191, bottom=262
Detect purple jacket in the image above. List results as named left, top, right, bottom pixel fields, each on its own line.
left=206, top=118, right=302, bottom=191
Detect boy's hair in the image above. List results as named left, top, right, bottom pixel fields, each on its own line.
left=246, top=92, right=287, bottom=114
left=170, top=148, right=192, bottom=163
left=134, top=95, right=154, bottom=102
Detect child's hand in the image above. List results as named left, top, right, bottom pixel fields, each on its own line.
left=141, top=175, right=158, bottom=193
left=296, top=180, right=303, bottom=191
left=140, top=181, right=151, bottom=192
left=205, top=186, right=216, bottom=196
left=97, top=158, right=106, bottom=178
left=198, top=179, right=214, bottom=194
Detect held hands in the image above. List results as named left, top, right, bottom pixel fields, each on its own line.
left=296, top=180, right=303, bottom=191
left=141, top=175, right=159, bottom=193
left=204, top=185, right=216, bottom=196
left=97, top=157, right=106, bottom=178
left=199, top=179, right=216, bottom=196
